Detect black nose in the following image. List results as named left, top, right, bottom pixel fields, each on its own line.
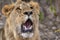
left=24, top=11, right=33, bottom=16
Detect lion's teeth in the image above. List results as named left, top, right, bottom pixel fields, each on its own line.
left=23, top=25, right=27, bottom=30
left=23, top=25, right=32, bottom=30
left=29, top=26, right=32, bottom=29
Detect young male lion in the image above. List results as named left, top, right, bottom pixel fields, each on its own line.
left=2, top=0, right=41, bottom=40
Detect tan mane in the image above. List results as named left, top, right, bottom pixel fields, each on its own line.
left=2, top=0, right=41, bottom=40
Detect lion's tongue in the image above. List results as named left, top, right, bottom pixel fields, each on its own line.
left=24, top=21, right=31, bottom=28
left=24, top=19, right=32, bottom=28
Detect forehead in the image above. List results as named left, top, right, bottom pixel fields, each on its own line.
left=15, top=2, right=31, bottom=9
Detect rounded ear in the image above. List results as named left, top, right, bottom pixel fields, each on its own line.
left=2, top=4, right=14, bottom=17
left=29, top=1, right=40, bottom=14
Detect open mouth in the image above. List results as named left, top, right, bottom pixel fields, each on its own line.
left=21, top=19, right=33, bottom=33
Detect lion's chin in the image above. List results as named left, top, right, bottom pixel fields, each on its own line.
left=20, top=32, right=34, bottom=38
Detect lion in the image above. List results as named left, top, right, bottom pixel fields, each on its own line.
left=2, top=0, right=41, bottom=40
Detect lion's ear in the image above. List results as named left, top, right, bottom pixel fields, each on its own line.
left=2, top=4, right=14, bottom=17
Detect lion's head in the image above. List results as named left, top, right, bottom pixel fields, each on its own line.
left=2, top=0, right=40, bottom=39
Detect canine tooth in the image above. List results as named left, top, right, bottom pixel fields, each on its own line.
left=29, top=26, right=32, bottom=29
left=23, top=25, right=27, bottom=30
left=25, top=27, right=27, bottom=30
left=23, top=25, right=28, bottom=30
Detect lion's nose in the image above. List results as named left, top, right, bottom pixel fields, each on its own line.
left=24, top=11, right=33, bottom=16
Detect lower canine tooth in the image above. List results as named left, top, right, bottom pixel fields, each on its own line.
left=23, top=25, right=27, bottom=30
left=29, top=26, right=32, bottom=29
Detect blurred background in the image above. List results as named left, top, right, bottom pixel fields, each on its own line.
left=0, top=0, right=60, bottom=40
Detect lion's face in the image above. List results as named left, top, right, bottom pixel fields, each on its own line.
left=2, top=1, right=40, bottom=38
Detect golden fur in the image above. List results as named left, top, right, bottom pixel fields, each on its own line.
left=2, top=0, right=41, bottom=40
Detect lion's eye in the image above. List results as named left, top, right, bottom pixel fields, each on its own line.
left=30, top=7, right=33, bottom=9
left=16, top=7, right=21, bottom=10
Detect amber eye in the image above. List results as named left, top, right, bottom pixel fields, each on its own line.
left=30, top=7, right=33, bottom=9
left=16, top=7, right=21, bottom=10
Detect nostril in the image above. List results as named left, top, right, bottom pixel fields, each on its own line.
left=24, top=11, right=33, bottom=16
left=24, top=12, right=28, bottom=15
left=30, top=11, right=33, bottom=15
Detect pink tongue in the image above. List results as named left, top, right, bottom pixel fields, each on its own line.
left=24, top=21, right=31, bottom=28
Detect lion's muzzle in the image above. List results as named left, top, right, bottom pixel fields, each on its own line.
left=20, top=19, right=34, bottom=38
